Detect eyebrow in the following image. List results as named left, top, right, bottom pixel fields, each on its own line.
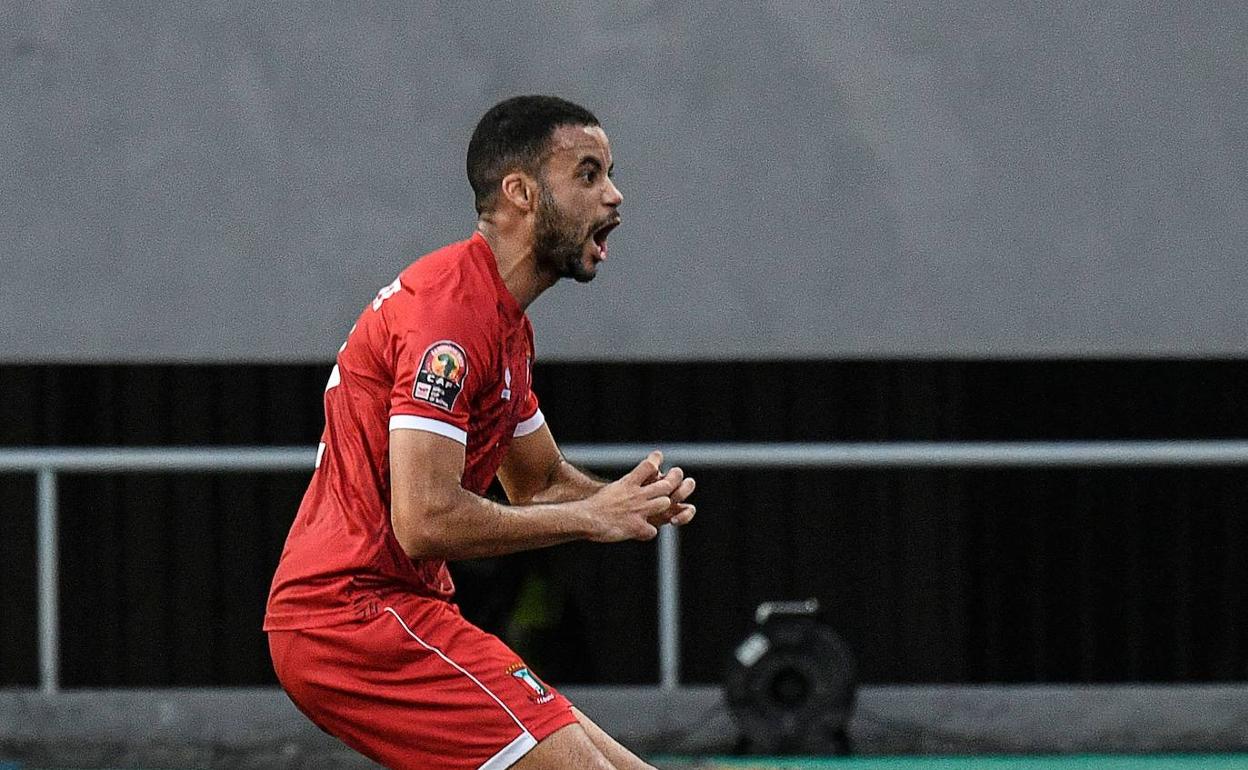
left=577, top=156, right=614, bottom=176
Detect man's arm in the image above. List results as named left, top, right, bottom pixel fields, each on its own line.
left=497, top=423, right=696, bottom=524
left=497, top=423, right=608, bottom=505
left=389, top=427, right=681, bottom=561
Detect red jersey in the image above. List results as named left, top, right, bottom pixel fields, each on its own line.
left=265, top=233, right=542, bottom=631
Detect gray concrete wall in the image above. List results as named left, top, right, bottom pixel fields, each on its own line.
left=12, top=683, right=1248, bottom=763
left=6, top=686, right=1248, bottom=767
left=4, top=2, right=1247, bottom=362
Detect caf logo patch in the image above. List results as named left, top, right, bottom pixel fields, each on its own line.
left=414, top=341, right=468, bottom=412
left=506, top=662, right=555, bottom=704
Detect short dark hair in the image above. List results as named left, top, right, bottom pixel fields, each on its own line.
left=467, top=95, right=599, bottom=214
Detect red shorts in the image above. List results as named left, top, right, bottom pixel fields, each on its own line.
left=269, top=595, right=578, bottom=770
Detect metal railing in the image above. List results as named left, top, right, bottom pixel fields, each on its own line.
left=5, top=440, right=1248, bottom=695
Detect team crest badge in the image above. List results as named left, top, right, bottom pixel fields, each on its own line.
left=413, top=341, right=468, bottom=411
left=506, top=662, right=555, bottom=704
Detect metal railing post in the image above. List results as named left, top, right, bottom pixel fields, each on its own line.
left=657, top=524, right=680, bottom=690
left=36, top=468, right=60, bottom=695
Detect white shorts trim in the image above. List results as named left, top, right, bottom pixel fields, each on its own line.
left=382, top=606, right=528, bottom=734
left=513, top=409, right=546, bottom=438
left=479, top=731, right=539, bottom=770
left=389, top=415, right=468, bottom=445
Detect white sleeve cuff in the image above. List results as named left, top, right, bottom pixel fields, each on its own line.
left=389, top=414, right=467, bottom=445
left=513, top=409, right=546, bottom=437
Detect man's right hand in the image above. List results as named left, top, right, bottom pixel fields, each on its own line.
left=584, top=451, right=682, bottom=542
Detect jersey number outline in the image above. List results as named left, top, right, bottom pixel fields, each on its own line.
left=319, top=277, right=401, bottom=467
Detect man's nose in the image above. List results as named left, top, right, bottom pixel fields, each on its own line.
left=604, top=177, right=623, bottom=208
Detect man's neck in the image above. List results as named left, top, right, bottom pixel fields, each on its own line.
left=475, top=220, right=557, bottom=311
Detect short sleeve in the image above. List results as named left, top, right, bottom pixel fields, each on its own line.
left=513, top=390, right=544, bottom=437
left=390, top=326, right=483, bottom=445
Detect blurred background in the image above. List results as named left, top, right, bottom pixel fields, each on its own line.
left=4, top=2, right=1248, bottom=768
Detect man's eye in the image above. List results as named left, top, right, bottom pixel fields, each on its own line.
left=582, top=170, right=597, bottom=183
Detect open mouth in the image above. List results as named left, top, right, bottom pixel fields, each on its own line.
left=590, top=218, right=620, bottom=259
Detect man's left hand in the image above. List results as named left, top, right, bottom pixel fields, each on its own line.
left=646, top=466, right=696, bottom=528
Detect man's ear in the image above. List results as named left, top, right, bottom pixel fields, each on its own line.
left=500, top=172, right=537, bottom=213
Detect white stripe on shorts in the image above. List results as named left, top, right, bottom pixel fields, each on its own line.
left=480, top=731, right=538, bottom=770
left=383, top=606, right=538, bottom=769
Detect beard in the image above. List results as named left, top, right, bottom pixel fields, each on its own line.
left=533, top=186, right=597, bottom=283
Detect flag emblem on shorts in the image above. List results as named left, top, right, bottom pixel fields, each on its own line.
left=506, top=663, right=555, bottom=704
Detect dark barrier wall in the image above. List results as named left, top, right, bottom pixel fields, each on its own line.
left=5, top=3, right=1248, bottom=362
left=3, top=361, right=1248, bottom=687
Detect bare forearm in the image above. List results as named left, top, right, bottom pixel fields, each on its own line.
left=391, top=430, right=678, bottom=559
left=529, top=458, right=607, bottom=505
left=393, top=486, right=593, bottom=561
